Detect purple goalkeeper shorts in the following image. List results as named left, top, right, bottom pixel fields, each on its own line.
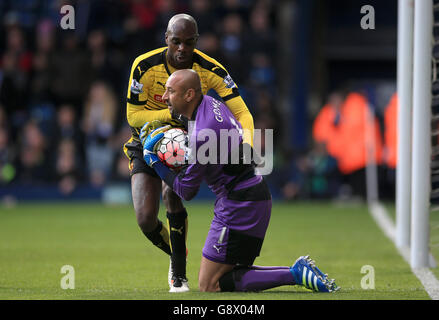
left=202, top=193, right=272, bottom=266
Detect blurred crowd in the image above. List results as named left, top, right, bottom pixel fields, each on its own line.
left=273, top=89, right=398, bottom=202
left=0, top=0, right=280, bottom=196
left=0, top=0, right=397, bottom=202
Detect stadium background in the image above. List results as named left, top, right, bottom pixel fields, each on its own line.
left=0, top=0, right=398, bottom=203
left=2, top=0, right=439, bottom=302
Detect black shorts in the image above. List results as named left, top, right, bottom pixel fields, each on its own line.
left=123, top=137, right=159, bottom=178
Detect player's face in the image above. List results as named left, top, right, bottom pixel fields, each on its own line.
left=166, top=27, right=198, bottom=69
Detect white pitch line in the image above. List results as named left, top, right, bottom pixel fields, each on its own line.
left=368, top=201, right=439, bottom=300
left=412, top=267, right=439, bottom=300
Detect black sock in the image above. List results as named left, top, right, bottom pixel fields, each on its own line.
left=144, top=220, right=171, bottom=255
left=218, top=266, right=249, bottom=292
left=167, top=209, right=188, bottom=278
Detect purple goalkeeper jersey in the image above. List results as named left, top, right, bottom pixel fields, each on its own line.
left=172, top=95, right=270, bottom=237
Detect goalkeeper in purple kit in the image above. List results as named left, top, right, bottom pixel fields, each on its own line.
left=141, top=69, right=339, bottom=292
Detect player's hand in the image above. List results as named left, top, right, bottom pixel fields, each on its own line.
left=143, top=148, right=159, bottom=167
left=142, top=127, right=168, bottom=167
left=140, top=120, right=168, bottom=146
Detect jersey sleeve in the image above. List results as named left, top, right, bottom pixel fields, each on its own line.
left=172, top=163, right=207, bottom=201
left=206, top=66, right=255, bottom=146
left=152, top=160, right=207, bottom=201
left=126, top=59, right=172, bottom=128
left=224, top=96, right=254, bottom=146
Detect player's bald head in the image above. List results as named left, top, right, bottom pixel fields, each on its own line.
left=166, top=14, right=199, bottom=37
left=164, top=69, right=202, bottom=119
left=171, top=69, right=201, bottom=92
left=168, top=69, right=202, bottom=103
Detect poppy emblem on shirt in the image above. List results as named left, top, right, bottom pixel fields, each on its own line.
left=130, top=79, right=143, bottom=94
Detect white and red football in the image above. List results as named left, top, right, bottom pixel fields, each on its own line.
left=155, top=128, right=188, bottom=169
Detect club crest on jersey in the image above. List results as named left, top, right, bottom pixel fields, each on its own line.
left=223, top=75, right=236, bottom=89
left=130, top=79, right=143, bottom=94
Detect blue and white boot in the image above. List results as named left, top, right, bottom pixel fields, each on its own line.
left=290, top=255, right=339, bottom=292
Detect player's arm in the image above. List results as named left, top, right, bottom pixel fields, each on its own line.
left=207, top=67, right=255, bottom=146
left=127, top=104, right=172, bottom=128
left=224, top=96, right=254, bottom=146
left=142, top=127, right=206, bottom=201
left=126, top=62, right=172, bottom=128
left=160, top=163, right=207, bottom=201
left=147, top=161, right=206, bottom=201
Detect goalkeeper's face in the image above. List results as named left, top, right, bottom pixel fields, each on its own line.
left=163, top=70, right=201, bottom=120
left=162, top=75, right=187, bottom=118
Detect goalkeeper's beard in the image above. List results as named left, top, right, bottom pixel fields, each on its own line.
left=170, top=108, right=189, bottom=130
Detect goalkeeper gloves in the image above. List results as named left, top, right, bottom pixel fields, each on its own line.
left=142, top=126, right=169, bottom=167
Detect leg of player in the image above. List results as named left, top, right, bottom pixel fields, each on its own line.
left=198, top=257, right=235, bottom=292
left=131, top=173, right=171, bottom=255
left=216, top=257, right=339, bottom=293
left=199, top=256, right=296, bottom=292
left=162, top=182, right=189, bottom=292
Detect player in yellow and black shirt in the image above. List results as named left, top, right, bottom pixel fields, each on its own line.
left=123, top=14, right=255, bottom=292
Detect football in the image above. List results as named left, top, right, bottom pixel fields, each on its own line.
left=155, top=128, right=188, bottom=169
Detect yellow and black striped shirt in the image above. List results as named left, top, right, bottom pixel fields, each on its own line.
left=126, top=47, right=254, bottom=145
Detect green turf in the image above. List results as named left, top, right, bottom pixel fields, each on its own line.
left=383, top=202, right=439, bottom=280
left=0, top=201, right=431, bottom=300
left=429, top=209, right=439, bottom=280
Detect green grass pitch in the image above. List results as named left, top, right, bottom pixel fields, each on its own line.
left=0, top=201, right=433, bottom=300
